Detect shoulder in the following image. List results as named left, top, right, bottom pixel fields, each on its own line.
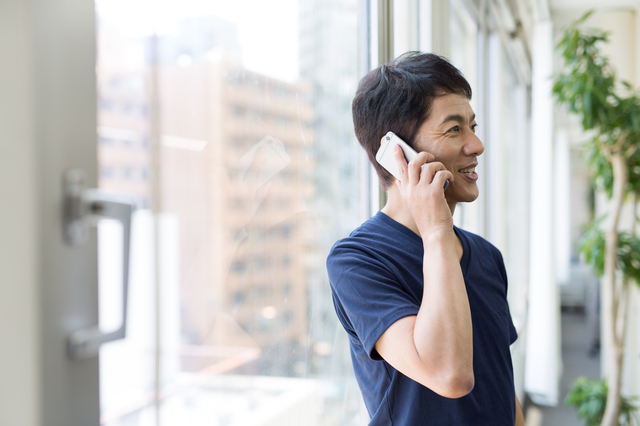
left=327, top=214, right=424, bottom=354
left=328, top=212, right=415, bottom=262
left=456, top=227, right=503, bottom=259
left=456, top=227, right=508, bottom=285
left=327, top=212, right=424, bottom=301
left=327, top=215, right=380, bottom=255
left=327, top=214, right=393, bottom=276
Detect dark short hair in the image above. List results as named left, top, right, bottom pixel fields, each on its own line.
left=352, top=52, right=472, bottom=188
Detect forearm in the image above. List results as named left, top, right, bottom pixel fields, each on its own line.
left=413, top=229, right=474, bottom=394
left=515, top=394, right=525, bottom=426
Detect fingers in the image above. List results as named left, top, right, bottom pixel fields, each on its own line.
left=244, top=147, right=266, bottom=183
left=393, top=144, right=409, bottom=182
left=271, top=137, right=285, bottom=148
left=393, top=145, right=436, bottom=184
left=420, top=162, right=453, bottom=187
left=390, top=143, right=451, bottom=194
left=393, top=145, right=447, bottom=187
left=432, top=169, right=453, bottom=189
left=407, top=153, right=434, bottom=185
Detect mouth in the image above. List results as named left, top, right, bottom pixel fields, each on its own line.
left=458, top=164, right=478, bottom=181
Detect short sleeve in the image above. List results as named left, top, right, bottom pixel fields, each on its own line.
left=327, top=243, right=420, bottom=360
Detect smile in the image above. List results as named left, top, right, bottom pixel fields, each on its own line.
left=458, top=165, right=478, bottom=181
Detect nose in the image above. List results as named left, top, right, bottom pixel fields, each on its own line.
left=464, top=131, right=484, bottom=157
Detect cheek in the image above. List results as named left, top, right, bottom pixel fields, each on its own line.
left=417, top=139, right=458, bottom=170
left=428, top=147, right=457, bottom=167
left=436, top=155, right=458, bottom=173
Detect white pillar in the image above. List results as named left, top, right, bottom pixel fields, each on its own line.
left=632, top=5, right=640, bottom=401
left=509, top=83, right=530, bottom=405
left=623, top=286, right=640, bottom=397
left=554, top=129, right=571, bottom=286
left=486, top=33, right=506, bottom=253
left=524, top=19, right=561, bottom=406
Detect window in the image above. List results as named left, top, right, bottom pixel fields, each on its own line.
left=96, top=0, right=366, bottom=424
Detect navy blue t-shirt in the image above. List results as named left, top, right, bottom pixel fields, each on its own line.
left=327, top=211, right=518, bottom=425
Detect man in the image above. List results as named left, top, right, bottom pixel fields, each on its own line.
left=326, top=52, right=525, bottom=425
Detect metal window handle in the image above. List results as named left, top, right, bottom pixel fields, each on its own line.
left=64, top=169, right=136, bottom=359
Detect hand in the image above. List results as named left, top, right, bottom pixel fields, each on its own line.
left=226, top=144, right=273, bottom=230
left=242, top=145, right=272, bottom=210
left=393, top=144, right=454, bottom=234
left=228, top=136, right=308, bottom=232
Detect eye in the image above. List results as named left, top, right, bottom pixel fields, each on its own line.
left=471, top=123, right=478, bottom=133
left=448, top=125, right=461, bottom=133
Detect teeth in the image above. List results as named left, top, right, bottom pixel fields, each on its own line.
left=459, top=167, right=476, bottom=174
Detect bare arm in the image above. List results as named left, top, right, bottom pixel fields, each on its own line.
left=515, top=393, right=525, bottom=426
left=375, top=146, right=474, bottom=398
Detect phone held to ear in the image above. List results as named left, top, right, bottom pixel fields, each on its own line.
left=239, top=135, right=291, bottom=188
left=375, top=131, right=449, bottom=192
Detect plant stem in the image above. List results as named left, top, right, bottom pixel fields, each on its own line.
left=601, top=152, right=628, bottom=426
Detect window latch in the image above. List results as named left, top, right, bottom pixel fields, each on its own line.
left=63, top=169, right=136, bottom=359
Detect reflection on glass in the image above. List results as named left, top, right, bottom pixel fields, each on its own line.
left=96, top=0, right=364, bottom=425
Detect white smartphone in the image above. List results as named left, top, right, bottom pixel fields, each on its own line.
left=375, top=131, right=449, bottom=191
left=375, top=131, right=418, bottom=180
left=239, top=135, right=291, bottom=188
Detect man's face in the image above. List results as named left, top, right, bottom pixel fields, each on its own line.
left=413, top=93, right=484, bottom=206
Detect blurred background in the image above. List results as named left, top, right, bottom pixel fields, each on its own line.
left=2, top=0, right=640, bottom=425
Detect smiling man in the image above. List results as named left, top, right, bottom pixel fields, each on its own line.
left=327, top=52, right=525, bottom=425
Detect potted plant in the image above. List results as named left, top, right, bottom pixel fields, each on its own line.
left=553, top=10, right=640, bottom=426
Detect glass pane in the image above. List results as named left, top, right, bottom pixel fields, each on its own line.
left=96, top=0, right=367, bottom=425
left=95, top=2, right=157, bottom=424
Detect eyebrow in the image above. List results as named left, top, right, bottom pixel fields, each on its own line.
left=440, top=113, right=476, bottom=126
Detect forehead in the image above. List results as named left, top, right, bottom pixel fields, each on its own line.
left=426, top=93, right=474, bottom=124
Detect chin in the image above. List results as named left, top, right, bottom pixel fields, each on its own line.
left=447, top=188, right=479, bottom=204
left=465, top=191, right=480, bottom=202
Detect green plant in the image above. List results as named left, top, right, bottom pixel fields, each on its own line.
left=579, top=219, right=640, bottom=285
left=566, top=377, right=639, bottom=426
left=553, top=10, right=640, bottom=426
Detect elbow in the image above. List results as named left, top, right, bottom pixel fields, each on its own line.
left=447, top=373, right=475, bottom=398
left=434, top=369, right=475, bottom=399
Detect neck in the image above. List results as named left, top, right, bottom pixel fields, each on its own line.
left=380, top=184, right=456, bottom=237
